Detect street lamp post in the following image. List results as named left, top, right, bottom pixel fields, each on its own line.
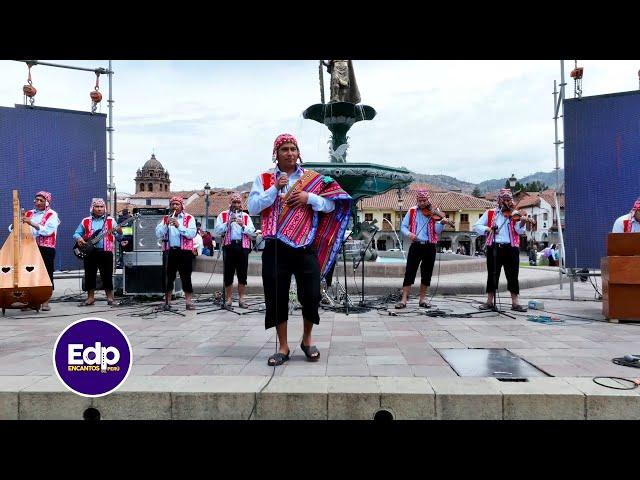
left=204, top=182, right=211, bottom=231
left=397, top=189, right=404, bottom=250
left=508, top=173, right=517, bottom=189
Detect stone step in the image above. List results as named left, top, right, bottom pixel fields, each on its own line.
left=3, top=376, right=638, bottom=420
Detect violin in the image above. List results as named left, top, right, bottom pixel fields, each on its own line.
left=502, top=208, right=534, bottom=225
left=421, top=207, right=455, bottom=228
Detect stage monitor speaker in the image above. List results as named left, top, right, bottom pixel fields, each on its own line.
left=133, top=207, right=169, bottom=216
left=123, top=265, right=182, bottom=296
left=133, top=215, right=165, bottom=251
left=123, top=251, right=162, bottom=267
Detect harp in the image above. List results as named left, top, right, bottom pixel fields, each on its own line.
left=0, top=190, right=53, bottom=314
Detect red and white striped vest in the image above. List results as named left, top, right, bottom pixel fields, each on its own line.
left=81, top=216, right=115, bottom=252
left=260, top=172, right=278, bottom=237
left=408, top=207, right=438, bottom=244
left=486, top=209, right=520, bottom=248
left=623, top=219, right=637, bottom=233
left=25, top=209, right=57, bottom=248
left=221, top=210, right=251, bottom=249
left=161, top=213, right=194, bottom=251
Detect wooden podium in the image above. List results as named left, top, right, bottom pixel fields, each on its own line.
left=601, top=233, right=640, bottom=322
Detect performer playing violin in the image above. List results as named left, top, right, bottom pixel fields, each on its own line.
left=395, top=189, right=450, bottom=309
left=612, top=197, right=640, bottom=233
left=473, top=188, right=529, bottom=312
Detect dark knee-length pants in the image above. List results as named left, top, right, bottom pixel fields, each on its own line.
left=262, top=239, right=320, bottom=329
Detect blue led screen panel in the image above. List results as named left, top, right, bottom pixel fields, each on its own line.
left=0, top=105, right=107, bottom=271
left=563, top=90, right=640, bottom=269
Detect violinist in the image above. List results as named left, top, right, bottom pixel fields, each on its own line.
left=473, top=189, right=528, bottom=312
left=396, top=189, right=449, bottom=309
left=155, top=196, right=197, bottom=310
left=73, top=198, right=122, bottom=307
left=612, top=197, right=640, bottom=233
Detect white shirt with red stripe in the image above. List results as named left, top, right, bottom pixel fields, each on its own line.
left=74, top=216, right=117, bottom=252
left=214, top=210, right=255, bottom=248
left=155, top=211, right=196, bottom=250
left=9, top=208, right=60, bottom=248
left=612, top=213, right=640, bottom=233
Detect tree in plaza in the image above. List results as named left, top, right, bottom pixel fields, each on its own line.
left=524, top=180, right=548, bottom=192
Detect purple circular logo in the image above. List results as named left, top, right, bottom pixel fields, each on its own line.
left=53, top=318, right=132, bottom=397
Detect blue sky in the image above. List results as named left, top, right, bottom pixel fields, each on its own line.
left=1, top=60, right=638, bottom=193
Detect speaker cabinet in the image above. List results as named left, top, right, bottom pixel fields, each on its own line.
left=133, top=215, right=165, bottom=251
left=123, top=265, right=182, bottom=296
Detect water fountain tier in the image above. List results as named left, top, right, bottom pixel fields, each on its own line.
left=302, top=101, right=413, bottom=203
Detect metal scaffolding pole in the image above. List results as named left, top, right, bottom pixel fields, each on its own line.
left=553, top=61, right=566, bottom=291
left=107, top=60, right=115, bottom=219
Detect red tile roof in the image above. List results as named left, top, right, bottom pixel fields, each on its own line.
left=186, top=190, right=250, bottom=217
left=128, top=189, right=198, bottom=200
left=515, top=190, right=565, bottom=210
left=360, top=189, right=494, bottom=211
left=434, top=192, right=496, bottom=211
left=128, top=191, right=174, bottom=199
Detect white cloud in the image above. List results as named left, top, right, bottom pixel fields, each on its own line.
left=1, top=59, right=638, bottom=190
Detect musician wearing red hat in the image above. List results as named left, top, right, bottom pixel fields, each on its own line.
left=395, top=189, right=448, bottom=309
left=213, top=192, right=255, bottom=309
left=612, top=197, right=640, bottom=233
left=248, top=133, right=352, bottom=366
left=155, top=196, right=197, bottom=310
left=473, top=188, right=528, bottom=312
left=9, top=191, right=60, bottom=311
left=73, top=198, right=122, bottom=307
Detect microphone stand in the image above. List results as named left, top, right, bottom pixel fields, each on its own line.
left=342, top=240, right=349, bottom=315
left=353, top=226, right=378, bottom=307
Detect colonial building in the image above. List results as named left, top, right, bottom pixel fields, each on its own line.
left=515, top=189, right=565, bottom=247
left=357, top=184, right=496, bottom=255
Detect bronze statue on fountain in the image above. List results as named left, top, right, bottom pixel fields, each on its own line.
left=302, top=60, right=413, bottom=258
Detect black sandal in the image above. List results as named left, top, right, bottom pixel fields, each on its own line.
left=419, top=301, right=431, bottom=308
left=478, top=302, right=494, bottom=310
left=511, top=304, right=528, bottom=312
left=300, top=341, right=320, bottom=362
left=267, top=350, right=290, bottom=366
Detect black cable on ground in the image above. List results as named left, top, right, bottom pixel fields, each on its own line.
left=592, top=377, right=640, bottom=390
left=612, top=356, right=640, bottom=368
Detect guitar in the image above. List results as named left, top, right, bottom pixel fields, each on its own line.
left=73, top=213, right=139, bottom=260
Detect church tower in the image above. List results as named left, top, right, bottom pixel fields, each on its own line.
left=134, top=154, right=171, bottom=193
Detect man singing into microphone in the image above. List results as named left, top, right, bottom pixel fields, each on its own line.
left=155, top=196, right=197, bottom=310
left=248, top=133, right=352, bottom=366
left=395, top=189, right=448, bottom=309
left=214, top=193, right=255, bottom=308
left=612, top=197, right=640, bottom=233
left=473, top=188, right=528, bottom=312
